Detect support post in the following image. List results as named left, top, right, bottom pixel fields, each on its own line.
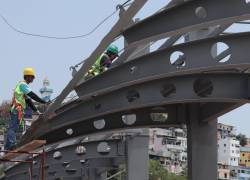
left=186, top=104, right=217, bottom=180
left=126, top=135, right=149, bottom=180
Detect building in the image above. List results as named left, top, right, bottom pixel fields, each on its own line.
left=39, top=78, right=53, bottom=102
left=218, top=163, right=230, bottom=180
left=230, top=166, right=250, bottom=180
left=218, top=137, right=240, bottom=166
left=245, top=138, right=250, bottom=148
left=149, top=128, right=187, bottom=174
left=239, top=147, right=250, bottom=167
left=217, top=123, right=236, bottom=140
left=0, top=129, right=4, bottom=151
left=237, top=167, right=250, bottom=180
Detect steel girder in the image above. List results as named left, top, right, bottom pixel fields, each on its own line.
left=123, top=0, right=250, bottom=45
left=4, top=139, right=125, bottom=180
left=21, top=73, right=250, bottom=144
left=45, top=0, right=148, bottom=119
left=76, top=32, right=250, bottom=98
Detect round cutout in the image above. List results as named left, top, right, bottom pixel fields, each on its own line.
left=150, top=113, right=168, bottom=122
left=193, top=78, right=213, bottom=97
left=195, top=6, right=207, bottom=19
left=211, top=42, right=231, bottom=63
left=53, top=151, right=62, bottom=160
left=126, top=90, right=140, bottom=103
left=122, top=114, right=136, bottom=125
left=66, top=128, right=73, bottom=136
left=170, top=51, right=186, bottom=68
left=93, top=119, right=106, bottom=129
left=161, top=84, right=176, bottom=97
left=97, top=142, right=111, bottom=155
left=76, top=145, right=86, bottom=155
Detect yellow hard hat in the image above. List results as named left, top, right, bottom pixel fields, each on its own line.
left=23, top=67, right=35, bottom=77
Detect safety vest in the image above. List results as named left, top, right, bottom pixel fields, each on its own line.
left=11, top=81, right=28, bottom=125
left=88, top=54, right=110, bottom=76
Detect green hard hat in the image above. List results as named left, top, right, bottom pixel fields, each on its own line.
left=107, top=44, right=119, bottom=55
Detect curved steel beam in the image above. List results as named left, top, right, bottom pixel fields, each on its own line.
left=4, top=139, right=125, bottom=180
left=123, top=0, right=250, bottom=45
left=21, top=73, right=250, bottom=144
left=76, top=32, right=250, bottom=98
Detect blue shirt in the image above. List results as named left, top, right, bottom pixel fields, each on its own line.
left=19, top=82, right=32, bottom=95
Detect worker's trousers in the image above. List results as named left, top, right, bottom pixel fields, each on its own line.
left=5, top=113, right=19, bottom=150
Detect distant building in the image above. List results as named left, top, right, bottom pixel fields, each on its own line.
left=0, top=130, right=4, bottom=151
left=217, top=123, right=236, bottom=140
left=218, top=163, right=230, bottom=180
left=149, top=128, right=187, bottom=174
left=218, top=137, right=240, bottom=166
left=230, top=166, right=250, bottom=180
left=245, top=138, right=250, bottom=148
left=39, top=78, right=53, bottom=102
left=239, top=147, right=250, bottom=167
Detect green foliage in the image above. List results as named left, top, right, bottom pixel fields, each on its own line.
left=236, top=133, right=247, bottom=147
left=149, top=159, right=187, bottom=180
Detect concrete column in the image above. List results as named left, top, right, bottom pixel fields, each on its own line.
left=126, top=135, right=149, bottom=180
left=186, top=104, right=217, bottom=180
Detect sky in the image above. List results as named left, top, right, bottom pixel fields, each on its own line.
left=0, top=1, right=249, bottom=136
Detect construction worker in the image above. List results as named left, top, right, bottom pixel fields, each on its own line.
left=5, top=68, right=47, bottom=150
left=85, top=44, right=119, bottom=79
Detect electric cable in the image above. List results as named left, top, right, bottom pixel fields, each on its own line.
left=0, top=0, right=133, bottom=39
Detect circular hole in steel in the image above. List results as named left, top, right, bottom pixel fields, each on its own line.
left=170, top=51, right=186, bottom=68
left=53, top=151, right=62, bottom=160
left=211, top=42, right=231, bottom=63
left=246, top=0, right=250, bottom=4
left=122, top=114, right=136, bottom=125
left=76, top=145, right=87, bottom=155
left=195, top=6, right=207, bottom=19
left=93, top=119, right=106, bottom=130
left=66, top=128, right=73, bottom=136
left=126, top=90, right=140, bottom=103
left=160, top=84, right=176, bottom=97
left=193, top=78, right=213, bottom=97
left=150, top=113, right=168, bottom=122
left=97, top=142, right=111, bottom=155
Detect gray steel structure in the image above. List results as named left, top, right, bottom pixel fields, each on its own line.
left=3, top=0, right=250, bottom=179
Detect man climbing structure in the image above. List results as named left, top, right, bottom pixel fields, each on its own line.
left=5, top=68, right=47, bottom=150
left=85, top=44, right=119, bottom=79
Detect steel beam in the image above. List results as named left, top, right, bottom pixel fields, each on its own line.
left=126, top=135, right=149, bottom=180
left=4, top=139, right=126, bottom=180
left=75, top=32, right=250, bottom=98
left=200, top=102, right=244, bottom=122
left=123, top=0, right=250, bottom=45
left=44, top=0, right=148, bottom=120
left=21, top=73, right=250, bottom=144
left=187, top=104, right=217, bottom=180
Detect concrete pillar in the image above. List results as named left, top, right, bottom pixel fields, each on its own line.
left=186, top=104, right=217, bottom=180
left=126, top=135, right=149, bottom=180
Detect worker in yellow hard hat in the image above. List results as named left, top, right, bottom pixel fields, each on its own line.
left=5, top=68, right=47, bottom=150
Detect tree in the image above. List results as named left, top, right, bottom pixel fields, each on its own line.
left=149, top=159, right=187, bottom=180
left=236, top=133, right=247, bottom=147
left=0, top=101, right=11, bottom=130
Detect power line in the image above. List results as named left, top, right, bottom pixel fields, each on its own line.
left=0, top=10, right=117, bottom=39
left=0, top=0, right=133, bottom=40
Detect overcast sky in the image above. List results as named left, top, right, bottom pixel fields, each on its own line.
left=0, top=1, right=249, bottom=136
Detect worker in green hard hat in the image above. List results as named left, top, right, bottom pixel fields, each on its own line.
left=86, top=44, right=119, bottom=78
